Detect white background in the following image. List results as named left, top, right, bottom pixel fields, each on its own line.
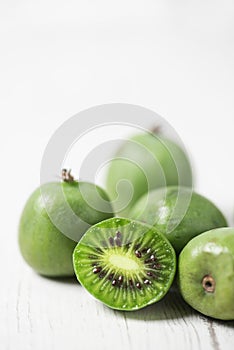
left=1, top=1, right=234, bottom=350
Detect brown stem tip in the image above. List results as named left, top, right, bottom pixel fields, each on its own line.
left=150, top=125, right=161, bottom=135
left=202, top=274, right=216, bottom=293
left=61, top=169, right=74, bottom=182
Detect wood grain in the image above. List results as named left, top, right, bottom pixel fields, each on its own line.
left=1, top=250, right=234, bottom=350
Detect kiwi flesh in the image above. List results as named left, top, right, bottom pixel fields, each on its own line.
left=178, top=228, right=234, bottom=320
left=73, top=217, right=176, bottom=311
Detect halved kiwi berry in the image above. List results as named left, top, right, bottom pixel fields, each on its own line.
left=73, top=217, right=176, bottom=311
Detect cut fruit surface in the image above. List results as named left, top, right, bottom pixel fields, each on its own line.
left=73, top=218, right=176, bottom=310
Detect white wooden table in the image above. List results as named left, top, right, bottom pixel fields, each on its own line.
left=1, top=1, right=234, bottom=349
left=1, top=238, right=233, bottom=350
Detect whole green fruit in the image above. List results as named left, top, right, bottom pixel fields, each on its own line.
left=129, top=186, right=227, bottom=254
left=105, top=131, right=192, bottom=216
left=19, top=173, right=113, bottom=277
left=178, top=228, right=234, bottom=320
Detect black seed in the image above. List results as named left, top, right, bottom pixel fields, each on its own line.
left=145, top=258, right=152, bottom=264
left=136, top=282, right=142, bottom=289
left=146, top=271, right=154, bottom=277
left=141, top=248, right=147, bottom=254
left=118, top=275, right=123, bottom=283
left=108, top=273, right=114, bottom=280
left=114, top=237, right=122, bottom=247
left=135, top=250, right=142, bottom=258
left=146, top=248, right=151, bottom=254
left=109, top=237, right=114, bottom=246
left=150, top=254, right=156, bottom=261
left=116, top=231, right=122, bottom=239
left=144, top=279, right=151, bottom=285
left=112, top=279, right=117, bottom=286
left=93, top=267, right=102, bottom=274
left=153, top=263, right=161, bottom=269
left=91, top=262, right=98, bottom=267
left=99, top=271, right=106, bottom=278
left=125, top=243, right=131, bottom=250
left=129, top=279, right=133, bottom=287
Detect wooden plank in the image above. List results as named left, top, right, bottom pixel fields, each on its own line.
left=1, top=255, right=233, bottom=350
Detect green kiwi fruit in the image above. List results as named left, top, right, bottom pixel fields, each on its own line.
left=129, top=186, right=227, bottom=254
left=19, top=170, right=113, bottom=277
left=73, top=217, right=176, bottom=310
left=105, top=131, right=192, bottom=216
left=178, top=228, right=234, bottom=320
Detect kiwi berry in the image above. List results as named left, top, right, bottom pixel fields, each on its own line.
left=19, top=170, right=113, bottom=277
left=178, top=228, right=234, bottom=320
left=129, top=186, right=227, bottom=254
left=73, top=217, right=176, bottom=311
left=105, top=130, right=192, bottom=216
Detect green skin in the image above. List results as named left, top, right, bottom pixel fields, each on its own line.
left=73, top=217, right=176, bottom=311
left=129, top=186, right=227, bottom=254
left=19, top=181, right=113, bottom=277
left=106, top=132, right=192, bottom=216
left=178, top=228, right=234, bottom=320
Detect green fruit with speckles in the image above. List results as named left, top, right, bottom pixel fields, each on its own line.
left=178, top=228, right=234, bottom=320
left=129, top=186, right=227, bottom=254
left=19, top=176, right=113, bottom=277
left=105, top=131, right=192, bottom=216
left=73, top=217, right=176, bottom=311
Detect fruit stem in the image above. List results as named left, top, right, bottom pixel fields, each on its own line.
left=150, top=125, right=161, bottom=135
left=61, top=169, right=74, bottom=182
left=202, top=274, right=215, bottom=293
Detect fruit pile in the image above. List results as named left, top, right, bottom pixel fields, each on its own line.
left=18, top=130, right=234, bottom=321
